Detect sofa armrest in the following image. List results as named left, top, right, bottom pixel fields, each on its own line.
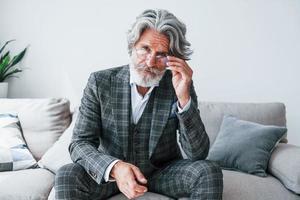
left=268, top=143, right=300, bottom=194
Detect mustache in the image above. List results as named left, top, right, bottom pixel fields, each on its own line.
left=135, top=63, right=164, bottom=75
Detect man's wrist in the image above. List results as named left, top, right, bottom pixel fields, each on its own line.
left=178, top=96, right=190, bottom=108
left=177, top=97, right=191, bottom=113
left=110, top=160, right=123, bottom=179
left=104, top=160, right=120, bottom=182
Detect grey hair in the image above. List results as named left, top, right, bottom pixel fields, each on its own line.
left=127, top=9, right=193, bottom=60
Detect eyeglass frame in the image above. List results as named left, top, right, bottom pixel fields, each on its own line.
left=134, top=46, right=169, bottom=66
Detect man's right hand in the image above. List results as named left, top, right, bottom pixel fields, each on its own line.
left=110, top=161, right=148, bottom=199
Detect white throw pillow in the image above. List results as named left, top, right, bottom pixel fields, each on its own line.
left=0, top=113, right=36, bottom=171
left=38, top=108, right=78, bottom=174
left=0, top=98, right=71, bottom=160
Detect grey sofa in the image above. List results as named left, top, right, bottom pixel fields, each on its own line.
left=0, top=98, right=299, bottom=200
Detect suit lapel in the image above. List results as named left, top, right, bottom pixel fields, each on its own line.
left=111, top=67, right=175, bottom=159
left=149, top=71, right=175, bottom=158
left=111, top=66, right=131, bottom=159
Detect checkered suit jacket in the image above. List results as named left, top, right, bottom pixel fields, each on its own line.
left=69, top=65, right=209, bottom=184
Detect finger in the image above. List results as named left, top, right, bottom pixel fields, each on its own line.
left=123, top=184, right=144, bottom=199
left=167, top=57, right=187, bottom=68
left=132, top=190, right=146, bottom=197
left=167, top=61, right=183, bottom=68
left=166, top=66, right=181, bottom=77
left=167, top=67, right=179, bottom=78
left=167, top=61, right=192, bottom=75
left=126, top=173, right=147, bottom=193
left=121, top=188, right=132, bottom=199
left=136, top=185, right=147, bottom=193
left=121, top=172, right=146, bottom=196
left=167, top=56, right=193, bottom=73
left=167, top=55, right=186, bottom=64
left=170, top=68, right=179, bottom=77
left=167, top=66, right=190, bottom=78
left=126, top=191, right=144, bottom=199
left=167, top=62, right=190, bottom=75
left=129, top=180, right=147, bottom=193
left=166, top=57, right=187, bottom=67
left=123, top=182, right=132, bottom=195
left=133, top=191, right=146, bottom=198
left=131, top=166, right=147, bottom=184
left=167, top=56, right=191, bottom=72
left=125, top=182, right=146, bottom=199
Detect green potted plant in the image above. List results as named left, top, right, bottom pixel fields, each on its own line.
left=0, top=40, right=27, bottom=98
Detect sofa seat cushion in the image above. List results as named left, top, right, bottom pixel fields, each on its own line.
left=107, top=170, right=300, bottom=200
left=108, top=192, right=173, bottom=200
left=0, top=168, right=54, bottom=200
left=48, top=188, right=177, bottom=200
left=0, top=98, right=71, bottom=160
left=223, top=170, right=300, bottom=200
left=268, top=143, right=300, bottom=194
left=49, top=170, right=300, bottom=200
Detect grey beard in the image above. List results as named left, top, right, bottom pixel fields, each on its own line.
left=129, top=63, right=166, bottom=87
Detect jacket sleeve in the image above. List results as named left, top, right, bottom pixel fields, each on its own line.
left=176, top=82, right=210, bottom=161
left=69, top=72, right=118, bottom=184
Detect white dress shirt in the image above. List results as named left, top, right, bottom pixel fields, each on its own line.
left=103, top=76, right=191, bottom=182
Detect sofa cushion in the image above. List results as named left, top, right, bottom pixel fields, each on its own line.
left=49, top=189, right=177, bottom=200
left=222, top=170, right=300, bottom=200
left=0, top=168, right=54, bottom=200
left=108, top=192, right=173, bottom=200
left=0, top=98, right=71, bottom=160
left=106, top=170, right=300, bottom=200
left=207, top=115, right=286, bottom=177
left=199, top=102, right=287, bottom=145
left=0, top=113, right=36, bottom=171
left=38, top=108, right=78, bottom=174
left=48, top=170, right=299, bottom=200
left=268, top=143, right=300, bottom=194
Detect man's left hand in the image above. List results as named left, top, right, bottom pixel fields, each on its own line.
left=166, top=56, right=193, bottom=108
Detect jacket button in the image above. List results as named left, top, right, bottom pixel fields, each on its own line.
left=89, top=171, right=97, bottom=179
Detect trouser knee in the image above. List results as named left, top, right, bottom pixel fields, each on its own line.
left=54, top=163, right=93, bottom=200
left=181, top=160, right=223, bottom=189
left=55, top=163, right=86, bottom=186
left=202, top=160, right=223, bottom=177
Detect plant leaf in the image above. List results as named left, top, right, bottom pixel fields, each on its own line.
left=0, top=53, right=11, bottom=75
left=2, top=68, right=22, bottom=81
left=1, top=48, right=26, bottom=79
left=0, top=54, right=13, bottom=81
left=0, top=40, right=27, bottom=82
left=9, top=48, right=27, bottom=67
left=0, top=40, right=15, bottom=55
left=0, top=75, right=19, bottom=82
left=0, top=51, right=10, bottom=63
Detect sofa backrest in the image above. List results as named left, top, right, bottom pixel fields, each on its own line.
left=0, top=98, right=287, bottom=160
left=0, top=98, right=71, bottom=160
left=199, top=102, right=287, bottom=145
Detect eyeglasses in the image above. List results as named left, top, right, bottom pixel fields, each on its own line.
left=134, top=47, right=168, bottom=66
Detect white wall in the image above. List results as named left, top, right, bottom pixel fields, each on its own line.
left=1, top=0, right=299, bottom=145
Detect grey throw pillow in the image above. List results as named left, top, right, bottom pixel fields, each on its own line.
left=207, top=115, right=287, bottom=177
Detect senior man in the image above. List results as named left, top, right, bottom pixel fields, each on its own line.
left=55, top=9, right=223, bottom=200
